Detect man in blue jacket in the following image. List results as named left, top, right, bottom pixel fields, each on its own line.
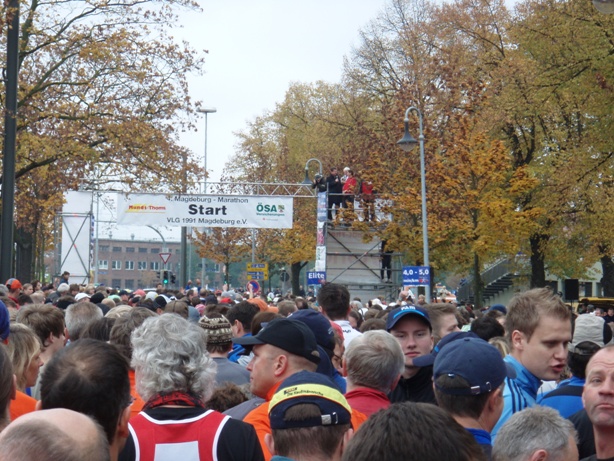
left=491, top=288, right=572, bottom=438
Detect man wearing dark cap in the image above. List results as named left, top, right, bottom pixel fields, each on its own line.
left=433, top=336, right=514, bottom=459
left=198, top=314, right=249, bottom=387
left=152, top=295, right=168, bottom=313
left=236, top=318, right=364, bottom=461
left=235, top=318, right=320, bottom=460
left=386, top=305, right=436, bottom=404
left=118, top=290, right=130, bottom=303
left=266, top=371, right=354, bottom=461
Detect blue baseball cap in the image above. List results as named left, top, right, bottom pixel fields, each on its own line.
left=489, top=304, right=507, bottom=315
left=413, top=331, right=478, bottom=367
left=434, top=337, right=515, bottom=395
left=289, top=309, right=335, bottom=352
left=386, top=306, right=431, bottom=331
left=0, top=300, right=8, bottom=341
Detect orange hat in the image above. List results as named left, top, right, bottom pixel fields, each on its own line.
left=247, top=298, right=268, bottom=312
left=6, top=278, right=22, bottom=291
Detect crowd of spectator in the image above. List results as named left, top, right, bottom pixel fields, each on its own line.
left=0, top=275, right=612, bottom=461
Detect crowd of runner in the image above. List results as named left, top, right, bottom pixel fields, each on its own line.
left=0, top=276, right=611, bottom=461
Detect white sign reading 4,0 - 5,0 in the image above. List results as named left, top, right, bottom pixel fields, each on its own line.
left=402, top=266, right=430, bottom=286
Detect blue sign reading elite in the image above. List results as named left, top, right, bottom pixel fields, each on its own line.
left=402, top=266, right=430, bottom=286
left=307, top=271, right=326, bottom=285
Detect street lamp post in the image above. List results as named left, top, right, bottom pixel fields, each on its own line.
left=302, top=158, right=323, bottom=185
left=196, top=108, right=216, bottom=288
left=197, top=108, right=217, bottom=194
left=397, top=106, right=431, bottom=303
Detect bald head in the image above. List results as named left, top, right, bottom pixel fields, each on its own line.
left=0, top=409, right=109, bottom=461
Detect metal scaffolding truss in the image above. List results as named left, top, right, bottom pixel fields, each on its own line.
left=203, top=182, right=316, bottom=198
left=97, top=182, right=317, bottom=198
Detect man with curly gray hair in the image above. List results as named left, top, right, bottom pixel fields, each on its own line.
left=118, top=314, right=264, bottom=461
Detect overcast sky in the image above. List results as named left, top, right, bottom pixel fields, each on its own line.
left=95, top=0, right=389, bottom=241
left=176, top=0, right=389, bottom=183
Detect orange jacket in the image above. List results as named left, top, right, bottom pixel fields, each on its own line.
left=9, top=390, right=37, bottom=422
left=129, top=369, right=146, bottom=420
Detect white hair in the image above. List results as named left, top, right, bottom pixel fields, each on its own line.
left=345, top=330, right=404, bottom=393
left=131, top=314, right=217, bottom=402
left=493, top=406, right=577, bottom=461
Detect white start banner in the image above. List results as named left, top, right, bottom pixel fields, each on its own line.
left=117, top=193, right=293, bottom=229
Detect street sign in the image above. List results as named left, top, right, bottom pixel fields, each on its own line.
left=247, top=262, right=268, bottom=279
left=246, top=280, right=260, bottom=293
left=159, top=252, right=171, bottom=264
left=247, top=263, right=267, bottom=269
left=402, top=266, right=431, bottom=286
left=247, top=271, right=266, bottom=280
left=307, top=271, right=326, bottom=285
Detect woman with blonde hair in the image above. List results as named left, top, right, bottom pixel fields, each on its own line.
left=6, top=323, right=42, bottom=420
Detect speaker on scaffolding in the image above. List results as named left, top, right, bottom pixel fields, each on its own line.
left=564, top=279, right=579, bottom=301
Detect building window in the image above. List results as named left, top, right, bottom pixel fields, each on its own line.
left=151, top=248, right=160, bottom=254
left=126, top=247, right=135, bottom=253
left=138, top=247, right=148, bottom=253
left=125, top=261, right=134, bottom=270
left=137, top=261, right=147, bottom=270
left=125, top=279, right=135, bottom=289
left=111, top=279, right=121, bottom=288
left=99, top=245, right=109, bottom=253
left=98, top=260, right=108, bottom=270
left=112, top=260, right=121, bottom=270
left=150, top=261, right=160, bottom=271
left=112, top=246, right=122, bottom=253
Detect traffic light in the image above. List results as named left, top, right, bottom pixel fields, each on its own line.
left=156, top=270, right=161, bottom=281
left=170, top=272, right=176, bottom=284
left=162, top=270, right=169, bottom=284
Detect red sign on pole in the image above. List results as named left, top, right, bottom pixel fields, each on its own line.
left=159, top=253, right=171, bottom=264
left=246, top=280, right=260, bottom=294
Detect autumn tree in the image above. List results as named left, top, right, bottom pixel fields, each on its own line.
left=192, top=227, right=251, bottom=286
left=504, top=0, right=614, bottom=290
left=224, top=81, right=375, bottom=294
left=344, top=0, right=613, bottom=294
left=0, top=0, right=205, bottom=281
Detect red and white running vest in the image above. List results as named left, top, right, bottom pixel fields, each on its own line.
left=128, top=410, right=230, bottom=461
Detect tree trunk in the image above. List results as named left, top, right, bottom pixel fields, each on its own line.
left=15, top=228, right=35, bottom=283
left=290, top=261, right=307, bottom=296
left=224, top=258, right=230, bottom=285
left=472, top=253, right=484, bottom=309
left=529, top=233, right=548, bottom=288
left=600, top=254, right=614, bottom=297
